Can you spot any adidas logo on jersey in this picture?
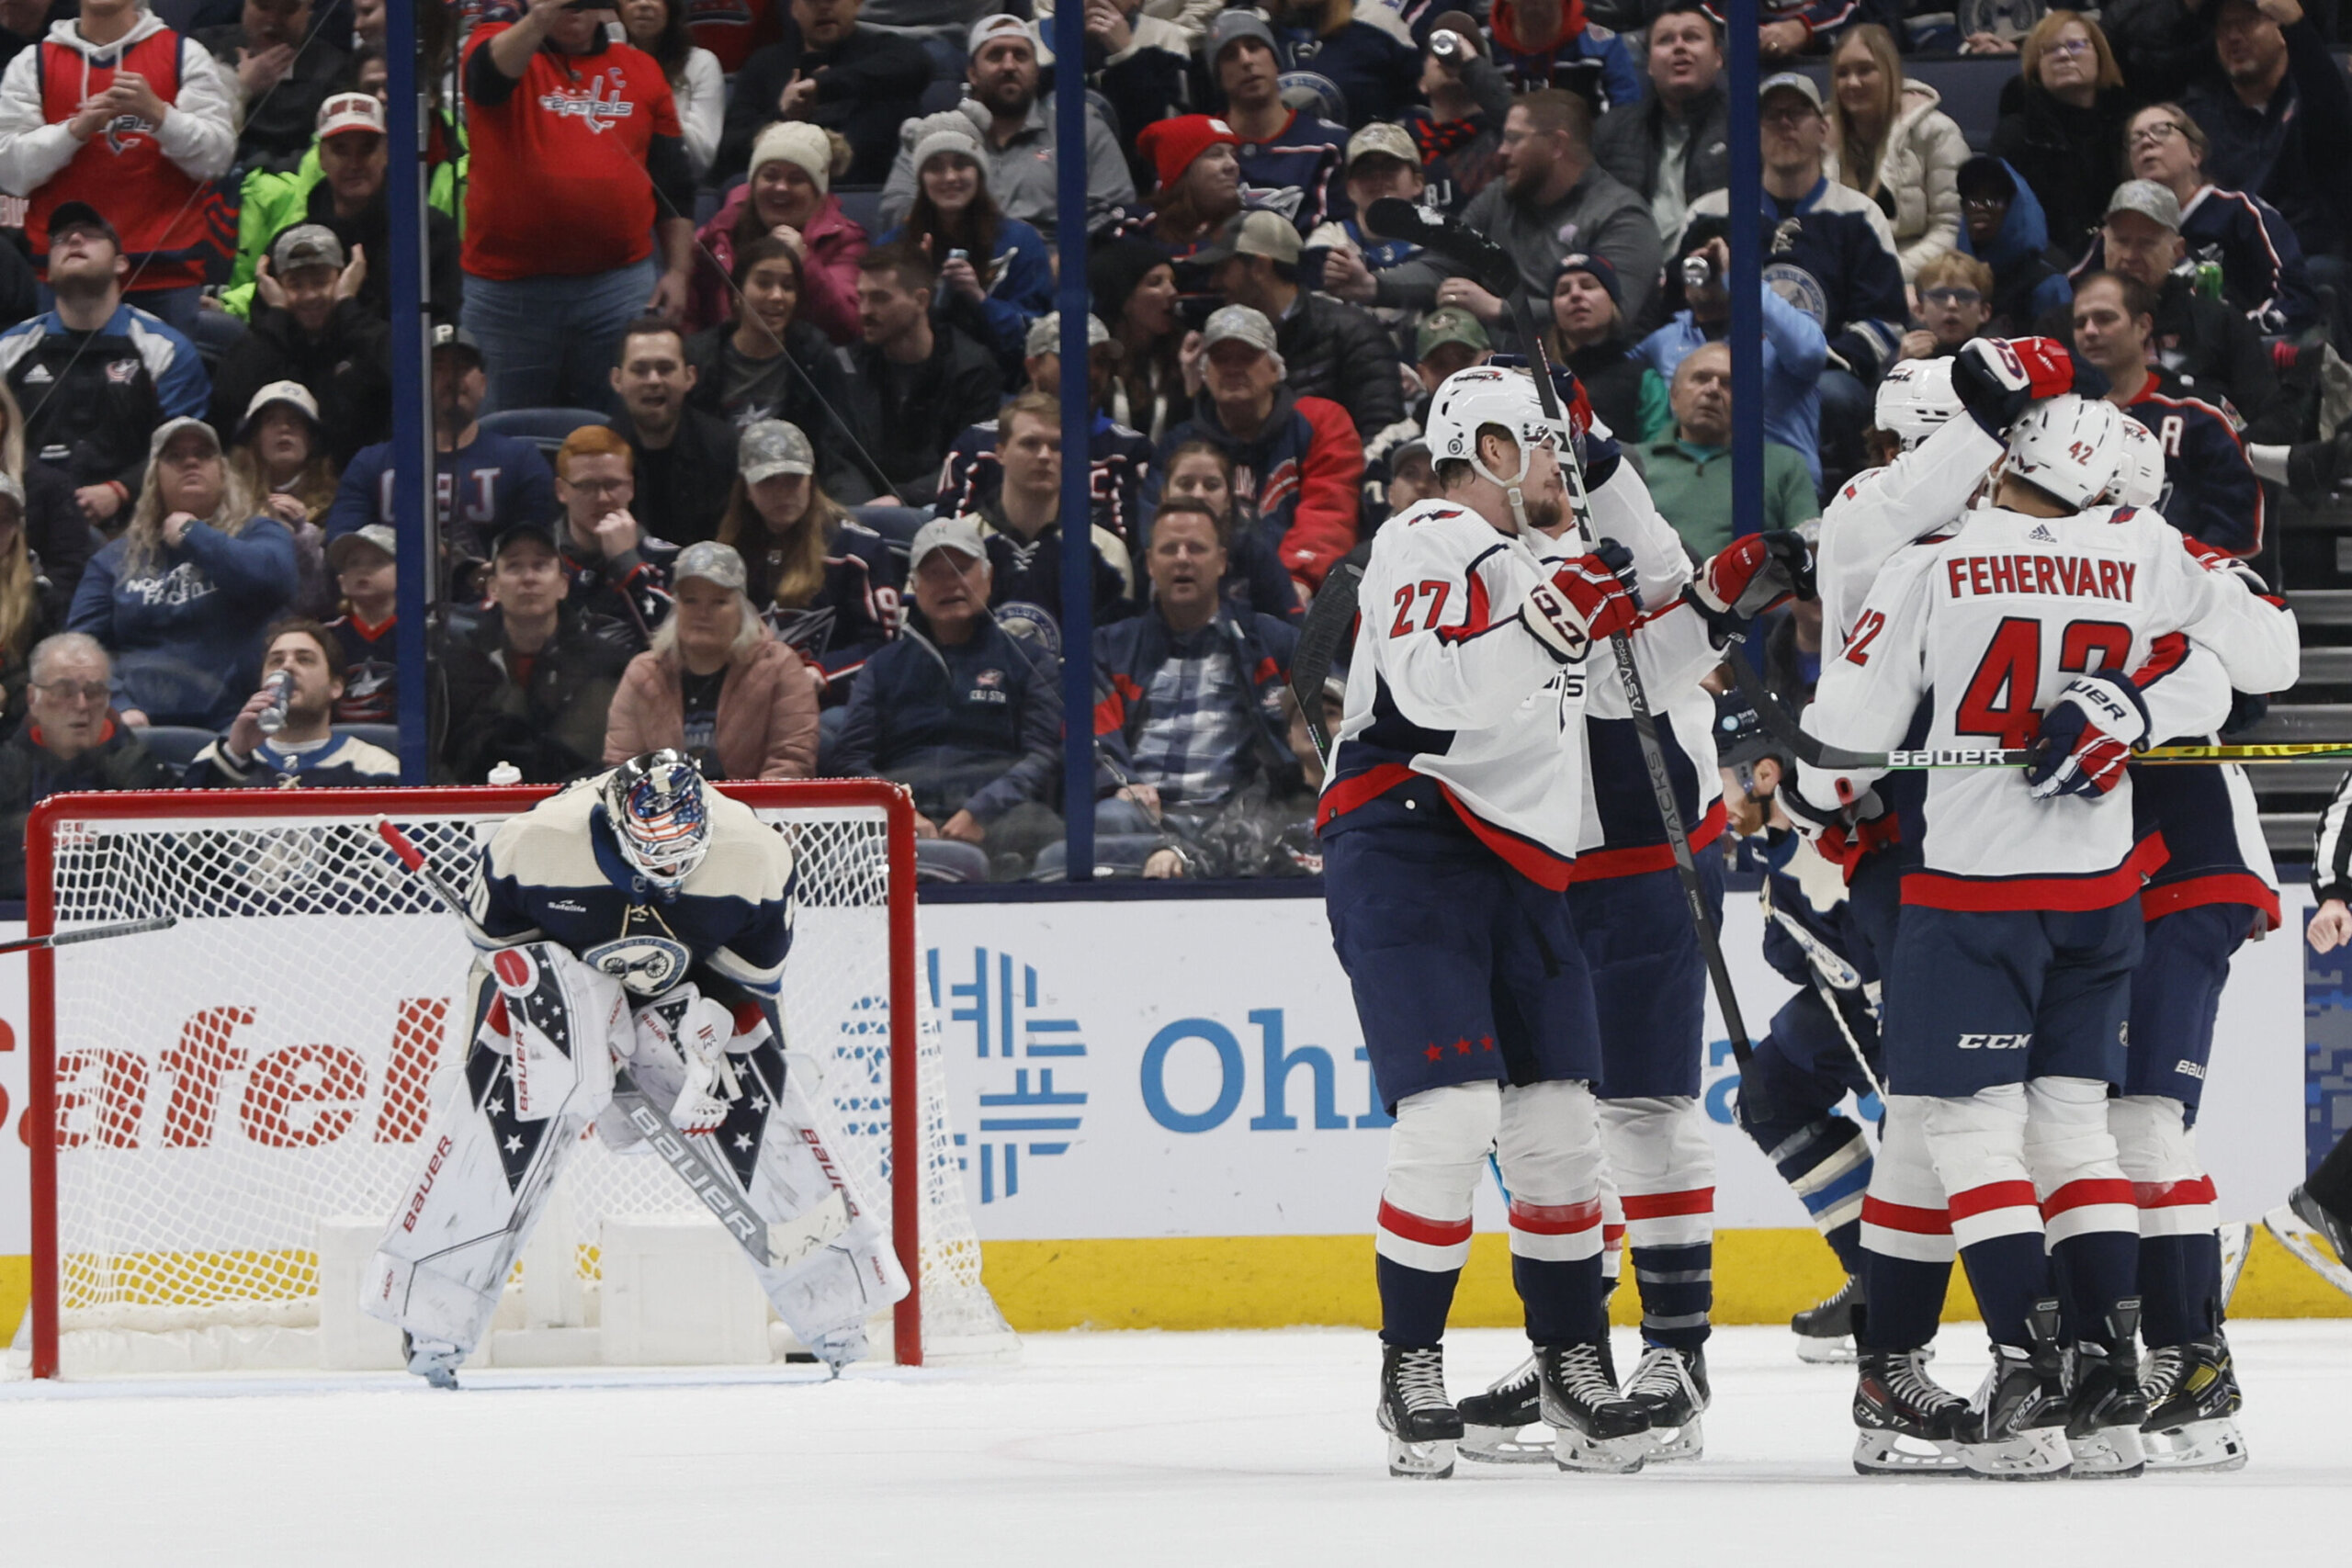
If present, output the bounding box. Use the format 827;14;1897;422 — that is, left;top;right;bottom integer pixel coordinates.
20;364;50;385
1956;1032;2031;1050
2029;524;2056;543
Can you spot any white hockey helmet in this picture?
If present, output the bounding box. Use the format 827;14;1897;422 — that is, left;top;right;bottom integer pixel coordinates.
1872;357;1962;450
603;750;711;889
2002;394;2125;511
2105;416;2165;509
1424;365;1555;490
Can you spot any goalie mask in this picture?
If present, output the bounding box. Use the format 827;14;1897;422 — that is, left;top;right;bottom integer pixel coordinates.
603;750;711;889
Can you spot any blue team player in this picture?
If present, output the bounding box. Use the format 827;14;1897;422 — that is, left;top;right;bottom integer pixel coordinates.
367;752;907;1387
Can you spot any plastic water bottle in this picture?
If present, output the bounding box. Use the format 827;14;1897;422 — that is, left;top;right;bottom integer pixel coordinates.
487;761;523;786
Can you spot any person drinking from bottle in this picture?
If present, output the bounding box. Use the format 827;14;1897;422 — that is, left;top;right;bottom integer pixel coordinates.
186;616;399;787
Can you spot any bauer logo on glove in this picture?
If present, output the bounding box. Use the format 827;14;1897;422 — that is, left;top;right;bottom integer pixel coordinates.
2023;672;2151;799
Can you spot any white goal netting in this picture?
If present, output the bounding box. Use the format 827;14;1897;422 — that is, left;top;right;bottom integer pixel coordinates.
19;785;1012;1376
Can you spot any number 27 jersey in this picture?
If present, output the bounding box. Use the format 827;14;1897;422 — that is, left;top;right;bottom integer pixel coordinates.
1799;503;2300;910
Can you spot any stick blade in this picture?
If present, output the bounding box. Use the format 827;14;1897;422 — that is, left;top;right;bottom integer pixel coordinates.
1363;197;1519;298
1292;562;1363;761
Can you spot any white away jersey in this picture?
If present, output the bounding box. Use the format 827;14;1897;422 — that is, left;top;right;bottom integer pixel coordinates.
1322;498;1593;877
1816;412;2005;657
1798;502;2299;908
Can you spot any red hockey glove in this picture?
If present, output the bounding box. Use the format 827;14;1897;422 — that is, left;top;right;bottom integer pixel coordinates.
2024;673;2150;800
1951;336;2075;429
1521;540;1642;661
1690;531;1815;633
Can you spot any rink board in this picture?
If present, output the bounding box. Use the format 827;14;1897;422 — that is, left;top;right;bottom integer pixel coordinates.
3;891;2340;1339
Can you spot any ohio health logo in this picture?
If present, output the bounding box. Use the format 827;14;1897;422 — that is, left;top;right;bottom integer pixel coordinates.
929;946;1086;1203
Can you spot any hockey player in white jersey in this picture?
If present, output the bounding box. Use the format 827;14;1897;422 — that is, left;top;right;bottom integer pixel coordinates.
1792;396;2299;1479
366;752;909;1386
1319;366;1804;1478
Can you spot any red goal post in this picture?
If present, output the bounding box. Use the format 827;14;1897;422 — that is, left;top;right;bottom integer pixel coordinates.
19;780;987;1380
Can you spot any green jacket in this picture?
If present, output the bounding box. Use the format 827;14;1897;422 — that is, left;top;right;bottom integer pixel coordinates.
1630;438;1820;558
221;142;464;321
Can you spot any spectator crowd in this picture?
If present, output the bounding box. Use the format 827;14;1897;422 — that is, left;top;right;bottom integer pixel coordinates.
0;0;2341;888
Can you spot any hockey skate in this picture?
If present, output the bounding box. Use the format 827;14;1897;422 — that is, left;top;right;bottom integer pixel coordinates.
1456;1355;1551;1463
1378;1344;1464;1479
2140;1335;2248;1473
1792;1274;1862;1364
1622;1345;1709;1461
2265;1185;2352;1300
2064;1303;2148;1480
1851;1348;1969;1475
1535;1341;1651;1473
1954;1302;2071;1481
401;1331;463;1391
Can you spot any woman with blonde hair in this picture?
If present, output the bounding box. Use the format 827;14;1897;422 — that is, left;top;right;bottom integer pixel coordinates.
1991;10;2136;252
0;379;92;604
0;474;61;730
604;540;818;781
1826;23;1969;282
64;419;300;729
713;420;899;705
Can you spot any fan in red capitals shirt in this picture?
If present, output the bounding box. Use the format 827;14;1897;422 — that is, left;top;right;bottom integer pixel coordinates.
462;0;695;310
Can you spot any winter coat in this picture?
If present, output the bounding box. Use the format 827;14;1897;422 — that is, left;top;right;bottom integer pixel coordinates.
1272;289;1407;442
435;604;634;784
874;217;1054;386
1592;83;1729;242
65;515;300;728
715;21;930;186
0;716;178;897
0;303;208;499
877;93;1135;243
831;613;1063;827
1990;83;2135;259
2187;16;2352;263
1461;161;1663;328
839;323;1003;509
208;299;392;468
1147;388;1363;589
688;186;868;346
605;626;819;781
1091;605;1301;801
1826;81;1969;282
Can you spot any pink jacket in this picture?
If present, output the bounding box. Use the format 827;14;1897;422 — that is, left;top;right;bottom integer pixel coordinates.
688;186;867;345
604;627;819;781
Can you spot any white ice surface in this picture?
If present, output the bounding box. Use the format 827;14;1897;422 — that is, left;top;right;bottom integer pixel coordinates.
2;1322;2346;1566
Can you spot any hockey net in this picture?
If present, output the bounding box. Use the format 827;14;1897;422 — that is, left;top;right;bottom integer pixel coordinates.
15;782;1014;1379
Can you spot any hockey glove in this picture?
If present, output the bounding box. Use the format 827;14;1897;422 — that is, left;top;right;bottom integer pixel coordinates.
1689;530;1815;637
1950;336;2075;431
636;991;743;1134
1520;540;1642;662
2024;673;2150;800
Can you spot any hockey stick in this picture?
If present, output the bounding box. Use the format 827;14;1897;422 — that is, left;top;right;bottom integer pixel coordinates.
372;818;777;1269
0;914;176;957
1367;198;1757;1066
1758;886;1887;1104
1291;560;1363;763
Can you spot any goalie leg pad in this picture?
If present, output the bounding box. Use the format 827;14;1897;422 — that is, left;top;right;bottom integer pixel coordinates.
365;943;628;1353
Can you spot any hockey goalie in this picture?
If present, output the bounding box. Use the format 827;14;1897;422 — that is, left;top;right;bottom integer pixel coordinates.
365;750;909;1386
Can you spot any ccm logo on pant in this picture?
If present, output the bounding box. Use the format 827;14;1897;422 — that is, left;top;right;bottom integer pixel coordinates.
1956;1033;2032;1050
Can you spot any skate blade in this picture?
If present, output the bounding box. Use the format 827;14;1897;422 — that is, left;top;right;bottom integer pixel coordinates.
1554;1429;1649;1474
1958;1428;2070;1481
2143;1416;2248;1473
1638;1414;1703;1463
2263;1204;2352;1299
2218;1221;2254;1309
2065;1425;2146;1479
1851;1428;1966;1476
1794;1334;1859;1365
1458;1423;1557;1464
1387;1437;1456;1479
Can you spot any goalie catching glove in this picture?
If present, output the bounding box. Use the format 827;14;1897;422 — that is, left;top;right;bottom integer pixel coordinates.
1950;335;2075;430
1688;530;1814;637
2024;672;2149;799
1521;539;1642;661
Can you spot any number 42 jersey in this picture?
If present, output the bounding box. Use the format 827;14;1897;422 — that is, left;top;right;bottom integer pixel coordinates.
1798;503;2299;911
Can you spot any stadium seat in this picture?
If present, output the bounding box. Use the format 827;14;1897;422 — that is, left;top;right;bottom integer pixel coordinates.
335;725;401;754
854;504;930;560
479;408;612;457
834;186;887;238
189;307;247;372
134;726;215;770
1795;57;2014;152
918;78;964;116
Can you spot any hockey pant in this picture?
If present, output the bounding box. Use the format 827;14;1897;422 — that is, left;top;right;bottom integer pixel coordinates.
1374;1080;1607;1348
365;942;908;1357
1854;1095;1955;1352
1601;1098;1713;1350
2111;1095;2223;1347
1921;1078;2137;1348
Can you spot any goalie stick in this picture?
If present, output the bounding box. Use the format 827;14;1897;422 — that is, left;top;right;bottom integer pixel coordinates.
0;914;175;957
372;818;778;1269
1365;198;1756;1064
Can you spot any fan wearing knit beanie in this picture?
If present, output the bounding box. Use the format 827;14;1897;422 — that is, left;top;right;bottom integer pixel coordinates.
874;112;1055;388
1102;115;1246;257
688;120;868;345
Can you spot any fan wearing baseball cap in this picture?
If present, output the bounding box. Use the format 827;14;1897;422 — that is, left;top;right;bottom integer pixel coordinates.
1201;207;1404;441
1311;122;1433;314
209;221;392;468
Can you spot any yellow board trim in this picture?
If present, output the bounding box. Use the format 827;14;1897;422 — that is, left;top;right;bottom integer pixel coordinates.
4;1229;2345;1348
